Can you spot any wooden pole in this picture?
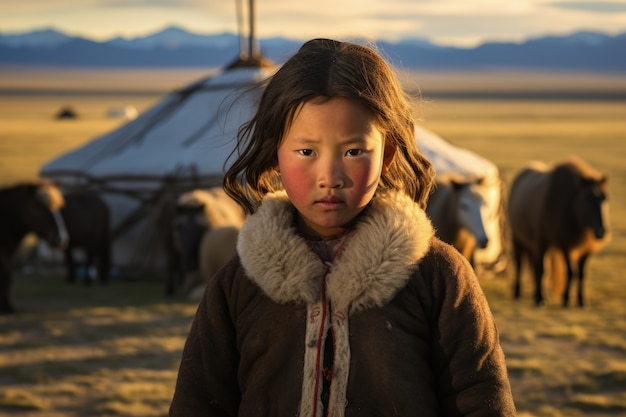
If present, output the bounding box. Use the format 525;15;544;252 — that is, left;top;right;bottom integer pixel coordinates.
248;0;258;59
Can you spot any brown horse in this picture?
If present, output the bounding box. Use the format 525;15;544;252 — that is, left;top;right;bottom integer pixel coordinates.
426;175;489;266
0;180;68;313
60;191;111;285
508;157;610;307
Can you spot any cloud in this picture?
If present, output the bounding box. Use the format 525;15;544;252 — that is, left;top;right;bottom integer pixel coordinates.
1;0;626;47
95;0;234;13
96;0;204;7
548;1;626;13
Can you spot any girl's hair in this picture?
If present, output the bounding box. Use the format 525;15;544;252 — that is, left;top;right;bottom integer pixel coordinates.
223;38;435;214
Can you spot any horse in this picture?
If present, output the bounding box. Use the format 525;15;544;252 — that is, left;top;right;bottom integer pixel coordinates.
426;175;489;266
167;187;245;296
60;191;111;285
0;180;69;313
508;157;610;307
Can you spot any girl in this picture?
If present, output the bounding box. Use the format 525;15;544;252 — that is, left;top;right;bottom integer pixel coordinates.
170;38;516;417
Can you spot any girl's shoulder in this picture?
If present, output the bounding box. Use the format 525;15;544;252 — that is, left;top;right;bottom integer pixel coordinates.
206;255;257;298
423;237;471;268
413;237;478;288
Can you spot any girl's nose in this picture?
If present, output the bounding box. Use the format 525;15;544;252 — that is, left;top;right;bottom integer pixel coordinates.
318;158;344;188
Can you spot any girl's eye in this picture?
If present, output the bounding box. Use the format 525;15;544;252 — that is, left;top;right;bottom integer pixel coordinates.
346;149;364;157
298;149;314;156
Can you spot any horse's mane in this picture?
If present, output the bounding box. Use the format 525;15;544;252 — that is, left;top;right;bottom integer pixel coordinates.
1;178;49;190
560;155;604;181
435;173;483;187
0;178;65;211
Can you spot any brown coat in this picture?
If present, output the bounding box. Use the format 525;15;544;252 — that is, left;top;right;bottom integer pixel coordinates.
170;191;516;417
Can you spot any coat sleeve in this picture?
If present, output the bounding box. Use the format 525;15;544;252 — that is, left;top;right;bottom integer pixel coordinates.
424;240;517;416
169;258;242;417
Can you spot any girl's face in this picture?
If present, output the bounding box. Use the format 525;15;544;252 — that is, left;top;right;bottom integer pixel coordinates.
277;97;394;237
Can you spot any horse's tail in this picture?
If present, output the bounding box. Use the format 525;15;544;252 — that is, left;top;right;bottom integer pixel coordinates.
546;248;566;300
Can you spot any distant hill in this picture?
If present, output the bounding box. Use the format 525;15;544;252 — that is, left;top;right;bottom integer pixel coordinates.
1;26;625;71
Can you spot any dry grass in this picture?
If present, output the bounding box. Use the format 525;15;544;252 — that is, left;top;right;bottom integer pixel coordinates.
0;67;625;416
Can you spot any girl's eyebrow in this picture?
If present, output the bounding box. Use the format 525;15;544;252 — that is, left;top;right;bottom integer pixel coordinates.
290;136;373;146
291;137;319;145
337;137;378;148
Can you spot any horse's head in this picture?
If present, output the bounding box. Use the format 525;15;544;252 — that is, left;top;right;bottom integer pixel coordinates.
453;179;489;249
173;203;208;272
577;176;610;240
22;181;69;249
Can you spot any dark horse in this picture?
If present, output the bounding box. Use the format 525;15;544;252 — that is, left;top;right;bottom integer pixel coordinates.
0;180;69;313
508;157;610;307
60;191;111;284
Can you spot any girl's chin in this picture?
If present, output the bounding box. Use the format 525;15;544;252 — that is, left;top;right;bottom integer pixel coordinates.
295;215;356;237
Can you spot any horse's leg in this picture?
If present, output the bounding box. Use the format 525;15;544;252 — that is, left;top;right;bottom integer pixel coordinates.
576;253;590;308
531;250;546;306
65;248;77;284
77;247;94;287
166;222;185;296
166;257;177;296
165;248;184;296
98;238;111;285
0;258;16;314
166;261;175;296
561;252;575;307
512;239;523;300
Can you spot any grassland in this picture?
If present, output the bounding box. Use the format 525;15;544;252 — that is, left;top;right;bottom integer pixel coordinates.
1;66;625;416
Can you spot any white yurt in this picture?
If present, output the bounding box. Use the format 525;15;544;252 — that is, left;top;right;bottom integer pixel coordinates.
42;65;273;270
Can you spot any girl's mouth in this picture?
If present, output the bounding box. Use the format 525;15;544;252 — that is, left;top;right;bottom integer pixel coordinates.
315;196;344;210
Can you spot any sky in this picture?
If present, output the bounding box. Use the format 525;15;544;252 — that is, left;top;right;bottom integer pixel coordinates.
1;0;626;47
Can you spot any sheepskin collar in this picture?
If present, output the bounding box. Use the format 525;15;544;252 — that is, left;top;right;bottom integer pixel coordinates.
237;190;434;313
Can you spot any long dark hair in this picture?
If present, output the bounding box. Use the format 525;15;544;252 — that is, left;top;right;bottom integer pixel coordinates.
224;38;435;214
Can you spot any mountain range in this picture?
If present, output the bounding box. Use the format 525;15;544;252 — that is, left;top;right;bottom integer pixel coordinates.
1;26;625;71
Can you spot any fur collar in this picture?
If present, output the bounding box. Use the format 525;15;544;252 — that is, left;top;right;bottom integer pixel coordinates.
237;190;434;313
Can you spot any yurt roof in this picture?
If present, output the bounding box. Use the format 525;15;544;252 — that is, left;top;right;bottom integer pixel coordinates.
414;124;499;184
41;65;276;194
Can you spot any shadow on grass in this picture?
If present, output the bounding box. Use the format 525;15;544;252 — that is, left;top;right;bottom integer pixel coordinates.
0;272;196;416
